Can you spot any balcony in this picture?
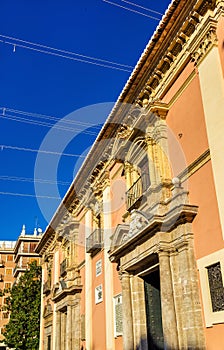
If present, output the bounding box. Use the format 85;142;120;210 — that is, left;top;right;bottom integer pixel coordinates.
43;280;51;295
60;259;67;277
126;173;149;211
13;264;27;277
86;229;102;255
0;260;4;267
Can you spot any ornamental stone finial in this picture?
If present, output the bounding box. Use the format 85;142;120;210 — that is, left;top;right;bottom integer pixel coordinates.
172;177;181;188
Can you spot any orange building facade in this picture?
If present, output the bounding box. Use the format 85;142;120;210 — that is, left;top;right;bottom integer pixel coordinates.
37;0;224;349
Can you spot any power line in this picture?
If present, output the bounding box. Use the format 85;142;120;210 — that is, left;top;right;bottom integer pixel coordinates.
0;34;133;72
121;0;163;16
0;175;71;186
102;0;161;21
0;34;133;69
3;107;102;130
0;191;61;199
0;145;86;158
0;112;99;135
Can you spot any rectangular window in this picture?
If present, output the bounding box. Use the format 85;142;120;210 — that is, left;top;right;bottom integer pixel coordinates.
198;249;224;327
7;255;13;262
5;268;12;275
113;294;123;337
96;259;102;277
30;243;37;253
3;312;9;319
4;283;11;290
207;262;224;312
95;285;103;304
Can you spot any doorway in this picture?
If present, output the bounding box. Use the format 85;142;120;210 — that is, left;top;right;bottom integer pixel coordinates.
143;268;164;350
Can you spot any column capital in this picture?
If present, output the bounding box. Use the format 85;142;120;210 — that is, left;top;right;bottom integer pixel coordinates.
149;100;169;120
118;269;130;281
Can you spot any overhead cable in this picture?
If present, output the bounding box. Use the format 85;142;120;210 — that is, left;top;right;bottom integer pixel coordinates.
102;0;161;20
0;175;71;186
121;0;163;16
0;112;99;135
0;145;86;158
0;191;60;200
0;34;133;72
3;107;102;130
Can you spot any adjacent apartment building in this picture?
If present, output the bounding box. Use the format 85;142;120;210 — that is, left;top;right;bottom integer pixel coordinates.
36;0;224;349
0;241;16;349
0;227;42;350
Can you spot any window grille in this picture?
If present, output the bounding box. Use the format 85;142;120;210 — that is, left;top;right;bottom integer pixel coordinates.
113;294;123;337
207;262;224;312
95;285;103;304
96;259;102;277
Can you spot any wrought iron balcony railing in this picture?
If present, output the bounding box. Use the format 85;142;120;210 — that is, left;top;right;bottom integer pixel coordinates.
60;259;67;277
86;229;102;255
126;173;149;211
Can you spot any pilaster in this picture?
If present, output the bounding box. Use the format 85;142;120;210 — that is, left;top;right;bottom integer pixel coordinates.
194;19;224;239
158;250;179;350
120;271;134;350
103;181;115;350
66;305;72;350
55;311;61;350
85;209;92;349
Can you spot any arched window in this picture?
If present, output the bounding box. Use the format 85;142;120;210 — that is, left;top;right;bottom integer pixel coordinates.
125;139;150;211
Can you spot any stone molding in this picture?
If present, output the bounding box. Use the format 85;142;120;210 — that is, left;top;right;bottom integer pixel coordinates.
52;284;82;303
191;18;218;65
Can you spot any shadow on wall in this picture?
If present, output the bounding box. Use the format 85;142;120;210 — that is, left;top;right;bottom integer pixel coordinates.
136;336;206;350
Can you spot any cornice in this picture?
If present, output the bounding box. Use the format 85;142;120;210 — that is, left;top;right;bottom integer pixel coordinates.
52;284;82;303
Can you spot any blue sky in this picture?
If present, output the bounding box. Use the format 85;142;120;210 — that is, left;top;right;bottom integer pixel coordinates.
0;0;171;240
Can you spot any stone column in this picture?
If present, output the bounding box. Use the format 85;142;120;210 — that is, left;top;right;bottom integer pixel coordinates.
187;238;206;347
131;275;148;349
154;117;171;183
71;305;76;348
61;312;66;350
66;305;72;350
55;311;61;350
124;162;132;189
121;271;134;350
158;250;179;350
73;300;81;350
54;249;59;284
145;134;157;186
172;239;206;349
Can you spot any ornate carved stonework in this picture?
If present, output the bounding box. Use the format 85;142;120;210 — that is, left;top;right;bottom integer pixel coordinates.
192;21;218;65
122;210;149;242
